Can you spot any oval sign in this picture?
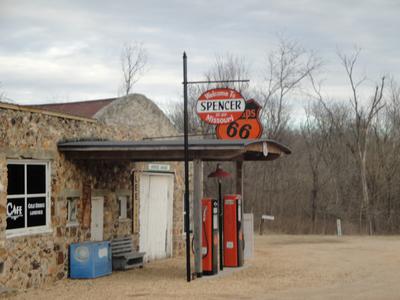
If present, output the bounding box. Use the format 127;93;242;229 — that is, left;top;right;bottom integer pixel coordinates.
196;88;246;125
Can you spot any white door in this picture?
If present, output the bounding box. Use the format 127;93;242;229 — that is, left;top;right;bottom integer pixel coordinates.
139;173;174;261
91;196;104;241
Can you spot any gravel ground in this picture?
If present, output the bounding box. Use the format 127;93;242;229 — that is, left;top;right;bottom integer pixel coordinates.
7;234;400;300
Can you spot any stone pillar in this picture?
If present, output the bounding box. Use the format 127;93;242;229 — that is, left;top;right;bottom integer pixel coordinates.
193;159;203;277
236;161;243;194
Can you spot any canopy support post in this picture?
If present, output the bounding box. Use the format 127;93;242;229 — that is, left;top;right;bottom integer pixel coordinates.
193;159;203;277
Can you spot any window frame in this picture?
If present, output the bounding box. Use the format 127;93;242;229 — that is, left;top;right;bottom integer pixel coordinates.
118;196;128;220
6;160;52;238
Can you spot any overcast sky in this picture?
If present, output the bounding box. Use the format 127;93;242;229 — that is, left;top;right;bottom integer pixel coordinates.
1;0;399;112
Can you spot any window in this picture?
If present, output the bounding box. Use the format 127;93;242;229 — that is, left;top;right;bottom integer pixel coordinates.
118;196;128;220
6;160;50;236
67;197;78;225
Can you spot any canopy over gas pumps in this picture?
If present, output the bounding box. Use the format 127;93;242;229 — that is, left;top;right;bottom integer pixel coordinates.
58;137;291;280
57;138;291;161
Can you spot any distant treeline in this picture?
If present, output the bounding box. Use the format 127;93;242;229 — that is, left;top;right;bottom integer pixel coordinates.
167;39;400;234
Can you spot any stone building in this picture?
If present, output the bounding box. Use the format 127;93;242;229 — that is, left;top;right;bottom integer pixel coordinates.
0;94;184;289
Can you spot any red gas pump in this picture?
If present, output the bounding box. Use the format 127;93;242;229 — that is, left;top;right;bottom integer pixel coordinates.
202;198;219;275
223;194;244;267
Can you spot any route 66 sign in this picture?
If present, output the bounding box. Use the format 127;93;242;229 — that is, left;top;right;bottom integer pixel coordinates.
216;99;263;140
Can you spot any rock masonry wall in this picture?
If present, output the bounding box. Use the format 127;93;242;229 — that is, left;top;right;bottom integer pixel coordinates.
0;99;184;290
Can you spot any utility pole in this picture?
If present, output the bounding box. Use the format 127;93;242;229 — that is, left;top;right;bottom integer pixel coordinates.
183;52;191;282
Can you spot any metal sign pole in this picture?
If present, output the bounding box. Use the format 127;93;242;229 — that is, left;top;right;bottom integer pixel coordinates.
183;52;191;282
218;178;224;271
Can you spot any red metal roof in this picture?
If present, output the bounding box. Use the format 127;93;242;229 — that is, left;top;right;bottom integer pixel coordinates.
30;98;117;118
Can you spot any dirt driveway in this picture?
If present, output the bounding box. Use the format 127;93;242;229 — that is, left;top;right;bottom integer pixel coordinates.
9;235;400;300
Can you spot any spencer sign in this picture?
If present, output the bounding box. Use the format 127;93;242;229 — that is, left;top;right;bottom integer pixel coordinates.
196;88;246;125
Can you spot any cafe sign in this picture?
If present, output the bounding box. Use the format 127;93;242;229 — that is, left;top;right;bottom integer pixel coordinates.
196;88;246;125
7;197;46;229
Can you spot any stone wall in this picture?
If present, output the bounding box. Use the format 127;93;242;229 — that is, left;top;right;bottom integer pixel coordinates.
0;103;184;290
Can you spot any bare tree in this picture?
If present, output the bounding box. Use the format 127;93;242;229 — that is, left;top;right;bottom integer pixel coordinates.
309;73;353;216
167;84;215;136
310;97;354;232
369;78;400;232
260;37;321;139
301;105;327;232
120;42;148;96
205;53;251;97
245;38;322;233
338;49;385;234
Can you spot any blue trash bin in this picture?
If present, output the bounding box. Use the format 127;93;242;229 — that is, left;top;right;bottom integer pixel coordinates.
70;241;112;279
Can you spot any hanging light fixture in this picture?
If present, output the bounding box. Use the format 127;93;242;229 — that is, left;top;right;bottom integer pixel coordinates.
208;164;231;179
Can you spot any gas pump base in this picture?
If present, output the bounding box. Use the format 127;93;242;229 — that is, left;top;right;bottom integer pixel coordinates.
202;270;217;276
223;194;244;268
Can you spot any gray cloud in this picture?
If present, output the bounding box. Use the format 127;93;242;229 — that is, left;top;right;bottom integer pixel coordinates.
0;0;399;107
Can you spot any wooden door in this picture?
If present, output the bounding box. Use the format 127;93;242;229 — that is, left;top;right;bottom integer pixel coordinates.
90;196;104;241
139;173;174;261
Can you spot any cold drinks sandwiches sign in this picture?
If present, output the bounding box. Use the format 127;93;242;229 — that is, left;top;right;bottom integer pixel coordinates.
196;88;246;125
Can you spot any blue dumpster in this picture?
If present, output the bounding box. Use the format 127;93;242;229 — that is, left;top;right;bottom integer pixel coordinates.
70;241;112;279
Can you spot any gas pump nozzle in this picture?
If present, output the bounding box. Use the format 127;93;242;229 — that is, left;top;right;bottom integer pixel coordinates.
202;206;207;222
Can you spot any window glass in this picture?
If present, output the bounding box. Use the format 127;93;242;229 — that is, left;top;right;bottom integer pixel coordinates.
7;164;24;195
6;161;49;234
27;197;46;227
27;165;46;194
67;198;78;223
6;198;25;229
119;196;127;219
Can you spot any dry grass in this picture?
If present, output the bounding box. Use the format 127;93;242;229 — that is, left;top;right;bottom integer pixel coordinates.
9;234;400;300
